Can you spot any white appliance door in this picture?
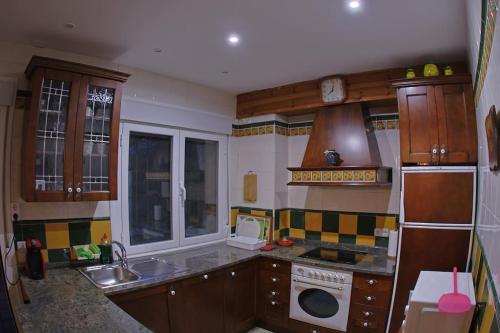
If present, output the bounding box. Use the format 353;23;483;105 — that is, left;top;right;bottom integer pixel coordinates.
290;275;351;332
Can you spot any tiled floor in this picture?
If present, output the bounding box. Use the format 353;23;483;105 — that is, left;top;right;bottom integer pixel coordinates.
247;328;273;333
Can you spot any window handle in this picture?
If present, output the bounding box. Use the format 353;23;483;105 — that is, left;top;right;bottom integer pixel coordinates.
179;183;186;207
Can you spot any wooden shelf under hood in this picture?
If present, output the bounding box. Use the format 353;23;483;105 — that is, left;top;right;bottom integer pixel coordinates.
287;104;392;187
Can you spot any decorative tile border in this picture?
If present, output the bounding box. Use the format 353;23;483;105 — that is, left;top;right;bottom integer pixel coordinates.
471;233;500;333
474;0;499;104
291;169;378;183
230;207;398;247
14;218;112;263
232;114;399;137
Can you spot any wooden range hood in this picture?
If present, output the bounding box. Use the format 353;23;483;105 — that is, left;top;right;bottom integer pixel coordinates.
287;103;392;187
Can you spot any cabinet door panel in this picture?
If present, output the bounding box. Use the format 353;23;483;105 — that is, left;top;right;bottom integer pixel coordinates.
435;84;477;164
388;228;470;333
224;262;257;333
108;285;170;333
22;68;81;201
168;270;225;333
398;86;439;164
74;76;122;201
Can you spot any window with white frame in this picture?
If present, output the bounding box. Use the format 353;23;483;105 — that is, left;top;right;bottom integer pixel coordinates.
118;123;228;254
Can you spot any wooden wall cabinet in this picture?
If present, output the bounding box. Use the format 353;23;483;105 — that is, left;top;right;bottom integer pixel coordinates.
22;56;129;201
393;76;477;165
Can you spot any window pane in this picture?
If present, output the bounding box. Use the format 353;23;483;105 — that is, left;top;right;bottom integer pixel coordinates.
128;132;172;245
184;138;218;238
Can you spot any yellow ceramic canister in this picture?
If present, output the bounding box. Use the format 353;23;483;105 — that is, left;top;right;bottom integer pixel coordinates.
406;68;416;79
423;63;440;77
444;66;454;76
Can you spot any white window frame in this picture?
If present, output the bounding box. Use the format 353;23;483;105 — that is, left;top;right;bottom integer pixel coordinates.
116;123;228;255
179;130;228;246
120;123;180;255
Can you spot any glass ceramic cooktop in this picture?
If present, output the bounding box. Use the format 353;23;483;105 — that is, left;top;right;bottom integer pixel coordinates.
299;247;368;265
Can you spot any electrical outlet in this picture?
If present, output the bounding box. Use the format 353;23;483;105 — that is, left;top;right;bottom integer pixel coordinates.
374;228;390;237
17;241;26;249
10;202;21;221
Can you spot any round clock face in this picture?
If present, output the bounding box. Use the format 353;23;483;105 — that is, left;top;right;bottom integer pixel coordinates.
321;77;345;104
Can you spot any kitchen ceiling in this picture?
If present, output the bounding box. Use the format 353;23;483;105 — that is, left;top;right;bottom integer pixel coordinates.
0;0;467;94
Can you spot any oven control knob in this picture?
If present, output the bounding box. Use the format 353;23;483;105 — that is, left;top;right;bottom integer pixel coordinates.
308;271;313;277
340;275;345;281
297;268;304;275
326;274;332;281
314;271;320;278
320;273;325;280
334;274;339;280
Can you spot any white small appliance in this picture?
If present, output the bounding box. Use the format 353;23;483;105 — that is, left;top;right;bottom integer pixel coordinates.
226;214;266;250
290;263;353;332
402;271;476;333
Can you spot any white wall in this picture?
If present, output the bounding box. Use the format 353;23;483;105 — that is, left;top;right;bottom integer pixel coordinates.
1;41;236;221
467;0;500;291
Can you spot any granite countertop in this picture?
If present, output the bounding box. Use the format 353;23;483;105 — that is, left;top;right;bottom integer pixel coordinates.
16;240;395;332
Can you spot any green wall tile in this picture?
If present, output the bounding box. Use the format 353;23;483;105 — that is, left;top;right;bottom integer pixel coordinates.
305;231;321;241
375;237;389;248
68;222;91;246
21;224;46;248
279;229;289;238
322;212;339;233
339;234;356;244
47;248;70;262
290;210;305;229
357;215;376;235
274;211;280;230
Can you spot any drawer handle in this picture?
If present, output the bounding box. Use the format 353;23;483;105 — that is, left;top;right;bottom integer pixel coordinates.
272;263;280;268
203;274;208;280
271;300;278;306
365;296;376;302
272;277;279;283
366;279;377;285
363;311;373;317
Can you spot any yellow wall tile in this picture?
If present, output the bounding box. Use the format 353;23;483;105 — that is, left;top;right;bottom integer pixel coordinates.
479;294;495;333
251;210;266;217
305;212;322;232
376;216;397;230
321;232;339;243
339;214;357;235
356;235;375;246
45;223;70;249
91;220;112;244
477;264;487;301
289;228;305;239
273;230;280;241
280;210;290;229
41;249;48;263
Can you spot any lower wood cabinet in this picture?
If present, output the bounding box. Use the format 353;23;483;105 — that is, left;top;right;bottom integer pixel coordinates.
108;285;170;333
224;261;257;333
168;269;226;333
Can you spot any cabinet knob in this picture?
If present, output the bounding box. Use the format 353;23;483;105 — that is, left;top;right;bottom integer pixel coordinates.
271;300;278;306
364;311;372;317
170;290;175;296
367;279;376;285
312;330;320;333
76;187;82;193
363;322;369;328
67;187;73;193
231;271;235;277
365;296;375;302
440;145;446;155
271;291;278;296
203;274;208;280
272;263;279;268
271;277;279;283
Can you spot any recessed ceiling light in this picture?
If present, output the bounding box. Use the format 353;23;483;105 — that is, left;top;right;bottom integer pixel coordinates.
64;22;76;29
227;34;240;46
153;48;163;53
222;71;230;74
348;1;360;9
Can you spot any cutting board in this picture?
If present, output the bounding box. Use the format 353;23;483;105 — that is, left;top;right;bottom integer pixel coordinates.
243;173;257;202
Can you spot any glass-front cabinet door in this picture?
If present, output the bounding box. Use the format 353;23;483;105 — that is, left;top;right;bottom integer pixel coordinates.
22;68;81;201
74;77;122;201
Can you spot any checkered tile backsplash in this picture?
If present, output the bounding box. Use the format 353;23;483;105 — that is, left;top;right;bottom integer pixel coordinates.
231;207;398;247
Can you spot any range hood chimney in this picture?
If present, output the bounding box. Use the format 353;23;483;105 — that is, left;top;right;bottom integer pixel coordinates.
288;103;392;186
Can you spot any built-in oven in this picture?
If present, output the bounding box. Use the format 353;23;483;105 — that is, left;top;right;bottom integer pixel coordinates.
290;263;353;332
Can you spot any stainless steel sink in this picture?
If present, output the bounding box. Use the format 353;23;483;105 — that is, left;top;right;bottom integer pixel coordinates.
79;265;140;288
130;258;187;278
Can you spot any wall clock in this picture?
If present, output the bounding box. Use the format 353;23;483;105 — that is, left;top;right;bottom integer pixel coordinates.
485;105;500;171
320;76;346;104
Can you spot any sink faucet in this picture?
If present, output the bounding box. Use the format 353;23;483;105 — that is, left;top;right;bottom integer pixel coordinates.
112;241;128;268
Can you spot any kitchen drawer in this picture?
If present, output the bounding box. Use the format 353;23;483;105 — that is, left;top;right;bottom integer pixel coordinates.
259;257;291;274
258;270;290;303
257;293;289;329
349;303;388;329
353;273;393;292
288;318;339;333
351;288;391;308
349;317;385;333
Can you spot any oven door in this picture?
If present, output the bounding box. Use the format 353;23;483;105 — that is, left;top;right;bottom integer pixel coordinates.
290;275;352;332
